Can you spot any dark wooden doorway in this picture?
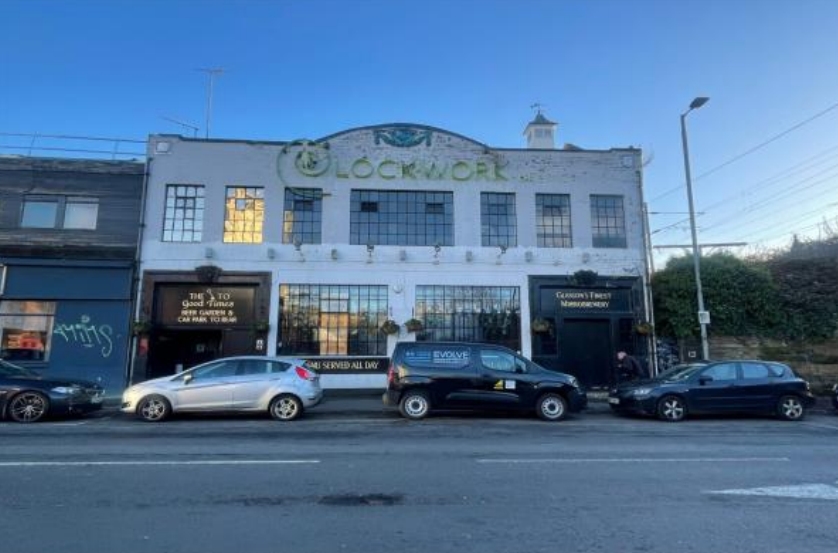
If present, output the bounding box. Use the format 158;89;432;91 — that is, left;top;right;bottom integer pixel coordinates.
559;318;613;388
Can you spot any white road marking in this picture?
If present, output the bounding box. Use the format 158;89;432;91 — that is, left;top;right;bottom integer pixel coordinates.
477;457;790;464
0;459;320;467
800;421;838;431
707;483;838;500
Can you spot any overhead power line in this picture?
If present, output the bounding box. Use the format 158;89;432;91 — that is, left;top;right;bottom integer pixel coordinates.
648;99;838;203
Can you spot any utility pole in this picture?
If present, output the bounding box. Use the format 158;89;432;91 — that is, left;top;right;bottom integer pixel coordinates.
680;97;710;360
196;68;225;139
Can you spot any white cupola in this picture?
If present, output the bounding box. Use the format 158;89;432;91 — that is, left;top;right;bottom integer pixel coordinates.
523;109;557;149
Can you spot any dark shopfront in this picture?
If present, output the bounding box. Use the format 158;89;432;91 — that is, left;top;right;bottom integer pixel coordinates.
529;275;648;388
135;270;271;381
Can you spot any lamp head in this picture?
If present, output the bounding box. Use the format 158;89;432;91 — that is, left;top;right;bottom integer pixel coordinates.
689;97;709;110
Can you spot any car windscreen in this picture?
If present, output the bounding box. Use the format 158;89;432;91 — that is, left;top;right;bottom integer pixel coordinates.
0;360;38;378
402;346;471;369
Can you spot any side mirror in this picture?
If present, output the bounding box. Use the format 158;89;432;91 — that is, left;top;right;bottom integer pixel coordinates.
182;373;194;385
699;375;713;385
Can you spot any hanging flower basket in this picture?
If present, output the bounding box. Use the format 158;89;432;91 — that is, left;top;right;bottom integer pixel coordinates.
531;318;552;334
380;319;401;335
635;322;653;335
132;320;153;336
404;318;424;333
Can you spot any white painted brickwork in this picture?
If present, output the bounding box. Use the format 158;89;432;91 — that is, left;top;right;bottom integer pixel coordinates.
141;125;647;387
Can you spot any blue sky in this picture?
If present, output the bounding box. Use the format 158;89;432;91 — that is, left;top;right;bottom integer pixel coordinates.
2;0;837;260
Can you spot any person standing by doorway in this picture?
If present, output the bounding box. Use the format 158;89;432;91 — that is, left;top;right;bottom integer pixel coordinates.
616;351;647;383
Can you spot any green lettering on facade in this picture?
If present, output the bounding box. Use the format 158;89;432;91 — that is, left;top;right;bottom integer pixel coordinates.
377;159;398;180
475;161;490;180
351;158;374;179
451;161;474;181
493;161;508;181
401;162;417;179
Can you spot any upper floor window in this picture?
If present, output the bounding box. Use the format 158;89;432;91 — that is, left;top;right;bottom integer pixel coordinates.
224;186;264;244
163;185;204;242
481;192;517;247
350;190;453;246
283;188;322;245
590;194;627;248
21;196;99;230
536;193;572;248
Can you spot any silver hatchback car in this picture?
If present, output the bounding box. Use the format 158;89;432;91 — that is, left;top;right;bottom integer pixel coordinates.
121;356;323;422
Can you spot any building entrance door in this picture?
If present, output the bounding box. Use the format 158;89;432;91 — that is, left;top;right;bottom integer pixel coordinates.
148;329;223;379
559;319;613;388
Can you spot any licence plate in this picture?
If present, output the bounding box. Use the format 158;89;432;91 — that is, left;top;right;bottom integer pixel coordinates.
608;397;620;405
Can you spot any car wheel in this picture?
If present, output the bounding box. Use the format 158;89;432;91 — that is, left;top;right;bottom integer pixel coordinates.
536;392;568;421
398;390;431;420
777;395;806;421
8;392;50;423
270;394;303;421
136;394;171;422
657;395;687;422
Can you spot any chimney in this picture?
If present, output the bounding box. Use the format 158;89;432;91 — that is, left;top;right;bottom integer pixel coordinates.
523;109;557;149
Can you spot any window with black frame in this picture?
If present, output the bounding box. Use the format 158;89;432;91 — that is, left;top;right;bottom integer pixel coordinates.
283;188;322;244
536;193;572;247
350;190;453;246
163;185;205;242
590;194;627;248
481;192;517;247
415;286;521;351
278;284;388;356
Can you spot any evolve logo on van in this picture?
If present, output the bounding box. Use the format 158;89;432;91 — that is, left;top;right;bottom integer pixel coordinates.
405;348;470;366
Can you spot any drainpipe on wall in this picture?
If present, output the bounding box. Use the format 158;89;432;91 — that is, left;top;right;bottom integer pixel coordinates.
637;168;659;376
125;152;153;387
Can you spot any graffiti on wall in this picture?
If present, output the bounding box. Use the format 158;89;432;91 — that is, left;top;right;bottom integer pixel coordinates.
52;314;114;358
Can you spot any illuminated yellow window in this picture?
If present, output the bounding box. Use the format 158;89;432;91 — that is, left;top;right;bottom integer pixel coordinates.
223;186;265;243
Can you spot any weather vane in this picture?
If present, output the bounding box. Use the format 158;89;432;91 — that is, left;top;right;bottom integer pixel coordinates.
530;102;546;114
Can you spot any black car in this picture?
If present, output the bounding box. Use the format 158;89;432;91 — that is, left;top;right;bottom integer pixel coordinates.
0;360;104;423
609;360;816;422
383;342;587;421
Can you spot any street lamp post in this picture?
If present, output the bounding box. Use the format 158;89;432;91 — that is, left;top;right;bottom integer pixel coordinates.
680;96;710;360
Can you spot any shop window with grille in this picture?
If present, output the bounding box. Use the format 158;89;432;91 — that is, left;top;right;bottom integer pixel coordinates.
350;190;453;246
481;192;517;247
414;286;521;351
278;284;388;356
536;194;572;247
282;188;322;244
163;185;205;242
590;194;627;248
224;186;264;243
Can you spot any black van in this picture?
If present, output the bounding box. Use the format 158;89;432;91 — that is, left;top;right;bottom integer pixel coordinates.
384;342;587;421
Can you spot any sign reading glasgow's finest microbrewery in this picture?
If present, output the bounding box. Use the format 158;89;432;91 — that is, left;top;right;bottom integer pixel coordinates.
556;289;630;312
302;357;388;373
156;286;256;326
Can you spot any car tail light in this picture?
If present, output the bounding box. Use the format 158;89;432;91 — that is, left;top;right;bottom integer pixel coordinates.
295;366;317;381
387;362;396;385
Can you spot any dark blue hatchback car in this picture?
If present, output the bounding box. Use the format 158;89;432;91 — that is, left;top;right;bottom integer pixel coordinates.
609;360;816;422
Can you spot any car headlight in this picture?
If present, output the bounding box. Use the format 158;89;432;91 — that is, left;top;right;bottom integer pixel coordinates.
568;376;579;388
632;387;653;397
52;385;82;395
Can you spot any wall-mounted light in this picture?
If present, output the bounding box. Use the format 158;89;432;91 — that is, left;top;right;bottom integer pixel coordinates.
433;243;441;265
204;247;214;259
525;251;534;263
465;251;474;263
331;248;339;261
366;243;375;264
496;245;508;265
267;248;276;260
582;252;591;264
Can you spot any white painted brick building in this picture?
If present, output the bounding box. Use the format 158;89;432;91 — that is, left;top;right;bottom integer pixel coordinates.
133;116;650;389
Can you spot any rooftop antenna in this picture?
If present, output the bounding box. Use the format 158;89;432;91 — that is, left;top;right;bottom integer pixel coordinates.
161;116;200;138
196;67;225;138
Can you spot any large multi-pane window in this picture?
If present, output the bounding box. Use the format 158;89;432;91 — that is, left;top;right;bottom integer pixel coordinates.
415;286;521;351
278;285;388;356
163;185;205;242
536;194;572;247
21;196;99;230
224;186;264;243
590;194;627;248
0;301;56;361
350;190;453;246
283;188;322;245
481;192;517;247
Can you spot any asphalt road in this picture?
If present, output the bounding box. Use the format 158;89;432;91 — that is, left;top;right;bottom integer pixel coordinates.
1;404;837;553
